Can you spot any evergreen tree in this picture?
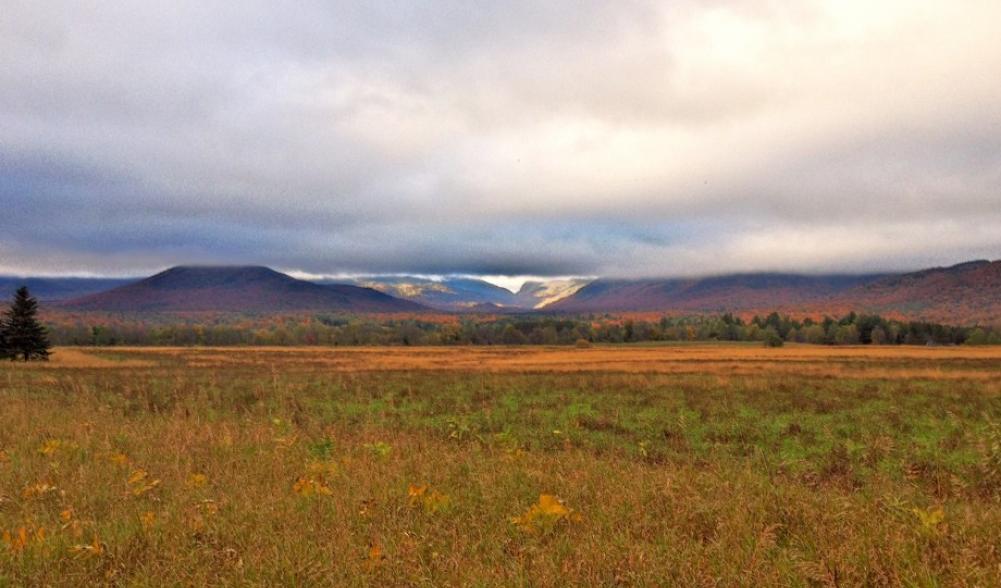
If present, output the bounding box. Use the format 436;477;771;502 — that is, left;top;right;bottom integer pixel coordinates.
0;316;9;360
2;287;51;361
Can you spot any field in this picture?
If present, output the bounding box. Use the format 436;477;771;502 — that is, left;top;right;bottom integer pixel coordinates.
2;345;1000;586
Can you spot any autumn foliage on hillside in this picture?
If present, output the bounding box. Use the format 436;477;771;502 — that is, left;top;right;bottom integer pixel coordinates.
548;260;1001;326
825;260;1001;325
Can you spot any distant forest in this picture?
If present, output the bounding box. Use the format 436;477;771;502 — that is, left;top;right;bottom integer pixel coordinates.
44;312;999;347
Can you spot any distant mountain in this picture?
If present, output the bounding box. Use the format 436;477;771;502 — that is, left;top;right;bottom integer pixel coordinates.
26;259;1001;323
831;260;1001;325
546;260;1001;325
461;302;524;314
326;276;589;310
513;279;590;309
326;276;519;310
60;266;425;312
548;273;880;313
0;277;136;301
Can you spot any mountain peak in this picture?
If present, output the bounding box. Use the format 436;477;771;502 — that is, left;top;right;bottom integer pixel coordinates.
62;266;424;312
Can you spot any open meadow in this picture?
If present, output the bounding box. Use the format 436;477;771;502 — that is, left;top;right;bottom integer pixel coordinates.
2;344;1000;586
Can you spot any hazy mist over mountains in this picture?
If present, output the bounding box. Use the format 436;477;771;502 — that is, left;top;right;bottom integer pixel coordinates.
4;259;997;324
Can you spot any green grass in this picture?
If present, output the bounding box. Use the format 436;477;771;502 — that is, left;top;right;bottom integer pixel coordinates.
1;349;1000;586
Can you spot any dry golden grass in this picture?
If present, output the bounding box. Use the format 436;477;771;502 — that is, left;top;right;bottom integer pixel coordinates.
1;345;1000;586
42;344;1001;380
23;348;156;369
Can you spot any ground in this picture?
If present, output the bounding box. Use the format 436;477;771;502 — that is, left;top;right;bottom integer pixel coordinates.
1;345;1000;586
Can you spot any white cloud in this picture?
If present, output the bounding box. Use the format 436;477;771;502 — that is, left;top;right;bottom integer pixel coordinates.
1;0;999;276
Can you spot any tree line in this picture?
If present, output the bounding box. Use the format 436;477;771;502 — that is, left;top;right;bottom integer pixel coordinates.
44;310;999;347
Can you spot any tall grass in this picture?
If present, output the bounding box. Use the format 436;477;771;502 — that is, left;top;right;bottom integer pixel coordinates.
1;347;999;586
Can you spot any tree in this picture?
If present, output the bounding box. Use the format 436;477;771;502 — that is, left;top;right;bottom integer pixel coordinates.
2;287;51;361
762;327;784;347
966;328;989;346
834;324;860;345
500;324;528;345
0;317;9;360
802;324;826;344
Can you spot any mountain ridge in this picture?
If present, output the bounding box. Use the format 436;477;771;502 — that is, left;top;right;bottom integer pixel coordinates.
547;260;1001;325
59;266;426;312
13;259;1000;324
326;276;588;310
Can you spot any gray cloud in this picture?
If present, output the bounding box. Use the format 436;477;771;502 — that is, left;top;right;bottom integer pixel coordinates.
1;0;999;278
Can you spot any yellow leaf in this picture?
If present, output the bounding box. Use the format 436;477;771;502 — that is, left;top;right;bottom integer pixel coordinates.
140;511;156;529
293;477;332;497
108;452;130;466
127;469;161;497
423;490;451;514
512;494;577;533
3;526;46;553
22;482;58;499
407;484;450;513
186;473;208;488
273;435;298;450
365;441;392;458
13;528;27;552
536;494;570;517
39;440;63;456
407;484;427;507
70;535;103;558
133;480;160;496
913;506;945;533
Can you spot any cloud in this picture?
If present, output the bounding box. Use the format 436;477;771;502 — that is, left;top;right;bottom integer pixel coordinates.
1;0;999;277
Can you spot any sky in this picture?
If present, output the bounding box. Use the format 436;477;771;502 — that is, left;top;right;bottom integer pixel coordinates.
1;1;999;279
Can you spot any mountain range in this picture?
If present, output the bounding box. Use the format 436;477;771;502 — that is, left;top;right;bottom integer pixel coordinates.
328;276;588;310
825;260;1001;325
53;266;424;313
549;273;883;313
2;259;998;324
549;260;1000;325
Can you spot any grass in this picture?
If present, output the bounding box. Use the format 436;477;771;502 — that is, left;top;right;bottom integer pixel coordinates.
1;345;1000;586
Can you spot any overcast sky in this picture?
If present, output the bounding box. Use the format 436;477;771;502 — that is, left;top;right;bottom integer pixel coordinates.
1;1;999;279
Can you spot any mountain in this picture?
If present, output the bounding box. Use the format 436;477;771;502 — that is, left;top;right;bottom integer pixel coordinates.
512;279;590;309
28;260;1001;322
325;276;520;310
830;260;1001;325
546;260;1001;325
325;276;589;310
0;277;136;301
547;273;880;313
60;266;426;312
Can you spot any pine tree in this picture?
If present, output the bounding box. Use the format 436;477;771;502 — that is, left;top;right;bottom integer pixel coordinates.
2;287;51;361
0;315;9;360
